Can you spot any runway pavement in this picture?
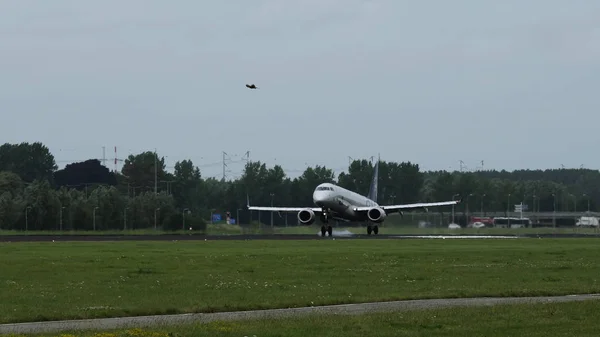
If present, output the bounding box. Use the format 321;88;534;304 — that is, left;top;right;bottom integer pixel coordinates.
2;232;600;242
1;294;599;334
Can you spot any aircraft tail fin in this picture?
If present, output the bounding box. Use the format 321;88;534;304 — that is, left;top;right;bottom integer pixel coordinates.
367;159;379;203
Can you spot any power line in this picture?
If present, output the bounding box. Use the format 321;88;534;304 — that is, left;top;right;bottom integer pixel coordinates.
55;149;354;178
222;150;250;182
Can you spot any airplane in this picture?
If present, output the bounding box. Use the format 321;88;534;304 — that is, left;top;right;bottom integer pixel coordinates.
247;160;462;237
246;84;258;89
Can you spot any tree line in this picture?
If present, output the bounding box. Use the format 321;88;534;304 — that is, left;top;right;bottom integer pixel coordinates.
0;141;598;231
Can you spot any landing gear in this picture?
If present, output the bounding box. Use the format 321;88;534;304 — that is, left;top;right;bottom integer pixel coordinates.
320;225;333;237
320;210;329;224
367;225;379;235
319;210;333;237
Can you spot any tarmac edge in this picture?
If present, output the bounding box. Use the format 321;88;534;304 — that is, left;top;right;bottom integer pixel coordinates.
2;294;599;334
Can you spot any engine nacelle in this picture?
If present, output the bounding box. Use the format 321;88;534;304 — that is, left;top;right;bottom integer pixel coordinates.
297;209;316;225
367;207;387;223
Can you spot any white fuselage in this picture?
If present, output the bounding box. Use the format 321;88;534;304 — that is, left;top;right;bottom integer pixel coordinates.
312;182;378;221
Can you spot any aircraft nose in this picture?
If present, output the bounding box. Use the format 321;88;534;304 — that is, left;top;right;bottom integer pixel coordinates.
313;191;327;206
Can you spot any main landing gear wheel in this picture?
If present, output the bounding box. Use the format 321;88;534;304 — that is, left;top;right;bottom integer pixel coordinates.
320;225;333;237
367;225;379;235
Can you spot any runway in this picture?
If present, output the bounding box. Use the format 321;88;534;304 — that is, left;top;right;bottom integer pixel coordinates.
2;232;600;242
1;294;599;334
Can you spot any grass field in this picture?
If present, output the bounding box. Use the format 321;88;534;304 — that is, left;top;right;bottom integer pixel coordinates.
272;225;600;235
1;223;599;236
19;300;600;337
0;224;247;236
2;238;600;324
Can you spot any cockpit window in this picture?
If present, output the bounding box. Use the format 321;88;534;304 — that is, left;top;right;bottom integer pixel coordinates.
317;186;334;191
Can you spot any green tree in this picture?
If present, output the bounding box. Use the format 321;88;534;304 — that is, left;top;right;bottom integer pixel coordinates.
431;171;456;202
22;180;60;230
337;159;373;195
127;191;177;230
64;189;88;230
121;151;167;193
87;186;127;230
390;161;423;204
0;172;26;229
4;140;600;231
0;142;57;183
173;159;202;212
241;161;270;206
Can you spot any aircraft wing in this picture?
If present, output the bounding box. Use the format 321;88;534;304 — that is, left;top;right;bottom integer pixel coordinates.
247;206;322;213
353;199;461;212
246;194;321;213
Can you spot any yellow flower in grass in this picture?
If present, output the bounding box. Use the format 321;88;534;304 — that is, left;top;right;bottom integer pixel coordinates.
123;328;171;337
122;329;170;337
149;333;170;337
123;328;145;336
91;333;118;337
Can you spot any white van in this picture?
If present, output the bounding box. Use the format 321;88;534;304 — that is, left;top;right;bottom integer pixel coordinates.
576;217;599;227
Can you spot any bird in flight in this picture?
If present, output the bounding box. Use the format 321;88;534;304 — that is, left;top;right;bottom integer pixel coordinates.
246;84;258;89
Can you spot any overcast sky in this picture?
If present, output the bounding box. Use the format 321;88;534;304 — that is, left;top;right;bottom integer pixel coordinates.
1;1;599;179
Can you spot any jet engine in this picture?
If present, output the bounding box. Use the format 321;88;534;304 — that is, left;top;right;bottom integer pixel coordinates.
367;207;387;223
297;209;316;225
